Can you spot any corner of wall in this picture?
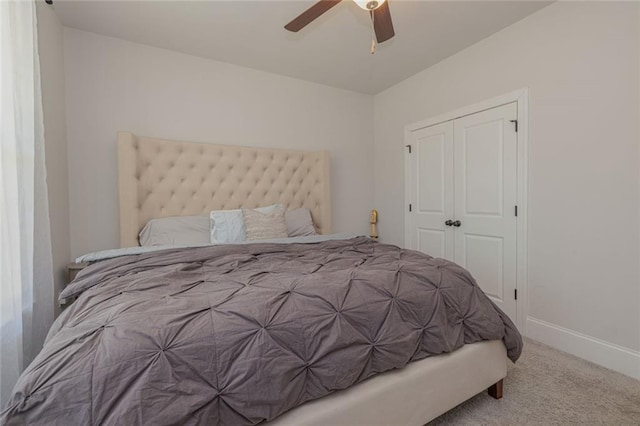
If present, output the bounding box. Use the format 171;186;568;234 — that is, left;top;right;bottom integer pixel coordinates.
36;3;70;318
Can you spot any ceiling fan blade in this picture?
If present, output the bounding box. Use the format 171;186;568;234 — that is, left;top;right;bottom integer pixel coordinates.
373;1;395;43
285;0;343;32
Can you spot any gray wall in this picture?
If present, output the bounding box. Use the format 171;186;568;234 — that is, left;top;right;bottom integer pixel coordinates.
374;2;639;374
63;29;374;258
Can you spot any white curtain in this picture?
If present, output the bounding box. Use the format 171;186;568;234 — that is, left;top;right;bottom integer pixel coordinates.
0;0;54;407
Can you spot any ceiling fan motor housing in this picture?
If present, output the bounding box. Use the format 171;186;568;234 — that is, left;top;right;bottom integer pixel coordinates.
354;0;386;11
365;1;379;10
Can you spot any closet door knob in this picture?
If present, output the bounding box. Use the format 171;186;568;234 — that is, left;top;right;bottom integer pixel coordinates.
445;220;454;226
452;220;462;227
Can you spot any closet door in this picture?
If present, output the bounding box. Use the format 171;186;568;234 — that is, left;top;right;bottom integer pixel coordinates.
453;102;518;320
405;121;454;259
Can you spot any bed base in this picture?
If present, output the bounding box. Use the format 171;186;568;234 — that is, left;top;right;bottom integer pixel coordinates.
268;340;508;426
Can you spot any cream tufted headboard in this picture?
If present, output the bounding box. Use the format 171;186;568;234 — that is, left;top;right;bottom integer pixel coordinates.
117;132;331;247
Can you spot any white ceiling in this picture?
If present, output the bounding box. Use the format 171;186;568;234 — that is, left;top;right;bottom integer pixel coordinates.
52;0;551;94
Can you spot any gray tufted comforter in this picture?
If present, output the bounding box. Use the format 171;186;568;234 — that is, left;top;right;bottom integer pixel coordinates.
1;237;522;425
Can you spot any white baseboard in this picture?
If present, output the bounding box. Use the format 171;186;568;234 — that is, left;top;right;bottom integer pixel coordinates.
526;317;640;379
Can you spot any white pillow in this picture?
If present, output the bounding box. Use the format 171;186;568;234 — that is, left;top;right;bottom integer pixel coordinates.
139;216;210;247
210;204;281;244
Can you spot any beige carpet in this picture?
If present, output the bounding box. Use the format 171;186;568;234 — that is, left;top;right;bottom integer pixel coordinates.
429;338;640;425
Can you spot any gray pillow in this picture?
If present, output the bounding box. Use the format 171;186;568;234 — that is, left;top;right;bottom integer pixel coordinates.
285;208;318;237
242;205;288;241
139;215;210;246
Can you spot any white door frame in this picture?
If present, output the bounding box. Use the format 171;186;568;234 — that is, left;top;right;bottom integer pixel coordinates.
404;88;529;332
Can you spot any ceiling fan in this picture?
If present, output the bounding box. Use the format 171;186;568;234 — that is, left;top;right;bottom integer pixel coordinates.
285;0;395;45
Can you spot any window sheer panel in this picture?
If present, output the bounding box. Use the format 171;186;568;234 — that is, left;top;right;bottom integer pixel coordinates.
0;0;53;407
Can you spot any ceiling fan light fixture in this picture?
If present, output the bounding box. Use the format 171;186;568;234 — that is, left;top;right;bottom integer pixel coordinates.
284;0;394;45
354;0;386;11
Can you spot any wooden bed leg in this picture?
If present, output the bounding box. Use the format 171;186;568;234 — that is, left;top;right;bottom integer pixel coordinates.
488;379;503;399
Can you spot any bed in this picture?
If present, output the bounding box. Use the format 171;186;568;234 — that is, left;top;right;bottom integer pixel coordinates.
0;132;522;425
